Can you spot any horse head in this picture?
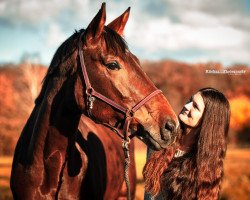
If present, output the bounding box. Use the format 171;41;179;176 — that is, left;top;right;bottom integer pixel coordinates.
70;3;178;150
38;3;178;150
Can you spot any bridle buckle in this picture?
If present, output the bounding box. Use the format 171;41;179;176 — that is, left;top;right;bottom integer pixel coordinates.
88;95;95;110
122;139;131;159
125;110;134;118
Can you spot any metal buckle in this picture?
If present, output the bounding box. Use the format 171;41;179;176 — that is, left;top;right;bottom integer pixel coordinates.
122;139;130;158
125;110;134;119
88;94;95;110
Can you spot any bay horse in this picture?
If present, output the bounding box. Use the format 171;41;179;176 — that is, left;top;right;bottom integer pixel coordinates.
10;3;178;200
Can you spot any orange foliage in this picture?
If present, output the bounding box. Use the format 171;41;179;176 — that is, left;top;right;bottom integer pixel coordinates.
0;74;14;112
229;95;250;131
0;63;46;155
0;61;249;154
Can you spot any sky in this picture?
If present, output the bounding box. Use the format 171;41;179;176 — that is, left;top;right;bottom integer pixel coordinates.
0;0;250;66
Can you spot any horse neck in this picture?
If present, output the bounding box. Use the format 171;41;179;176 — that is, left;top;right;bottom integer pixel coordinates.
26;82;82;166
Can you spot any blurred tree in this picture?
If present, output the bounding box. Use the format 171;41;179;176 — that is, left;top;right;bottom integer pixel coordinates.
0;60;249;154
15;62;46;115
0;74;14;112
230;95;250;146
0;63;46;155
230;95;250;131
237;126;250;146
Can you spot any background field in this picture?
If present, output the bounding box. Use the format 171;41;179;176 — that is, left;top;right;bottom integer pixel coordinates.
1;147;250;200
0;61;250;199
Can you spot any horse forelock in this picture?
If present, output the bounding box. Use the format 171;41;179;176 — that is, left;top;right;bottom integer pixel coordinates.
102;26;128;54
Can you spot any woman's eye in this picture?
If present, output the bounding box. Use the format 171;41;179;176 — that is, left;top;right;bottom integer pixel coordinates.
194;103;199;110
105;61;120;70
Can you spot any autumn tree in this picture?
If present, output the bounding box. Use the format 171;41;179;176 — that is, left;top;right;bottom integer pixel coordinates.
230;95;250;145
15;62;46;115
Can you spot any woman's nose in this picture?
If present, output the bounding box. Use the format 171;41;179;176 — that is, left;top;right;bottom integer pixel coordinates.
184;102;193;110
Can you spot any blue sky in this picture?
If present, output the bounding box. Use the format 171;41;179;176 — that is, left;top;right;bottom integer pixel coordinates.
0;0;250;66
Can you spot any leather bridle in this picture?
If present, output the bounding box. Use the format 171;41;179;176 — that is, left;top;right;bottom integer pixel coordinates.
78;32;162;146
78;32;162;200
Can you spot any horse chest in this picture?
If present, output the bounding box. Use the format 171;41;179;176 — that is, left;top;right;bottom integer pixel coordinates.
76;116;136;199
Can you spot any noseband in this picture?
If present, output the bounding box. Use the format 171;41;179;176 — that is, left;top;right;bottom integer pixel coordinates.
78;32;161;199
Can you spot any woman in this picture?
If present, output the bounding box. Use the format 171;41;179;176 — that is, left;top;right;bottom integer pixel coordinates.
143;87;230;200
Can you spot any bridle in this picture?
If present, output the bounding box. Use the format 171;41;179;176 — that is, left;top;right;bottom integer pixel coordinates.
78;32;162;200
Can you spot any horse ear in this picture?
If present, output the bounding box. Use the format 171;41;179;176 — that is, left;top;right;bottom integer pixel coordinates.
85;3;106;44
107;7;130;36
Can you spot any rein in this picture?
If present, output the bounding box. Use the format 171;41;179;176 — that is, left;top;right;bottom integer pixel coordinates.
78;32;162;200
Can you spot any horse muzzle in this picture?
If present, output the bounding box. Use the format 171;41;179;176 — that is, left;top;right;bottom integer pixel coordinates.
135;119;178;150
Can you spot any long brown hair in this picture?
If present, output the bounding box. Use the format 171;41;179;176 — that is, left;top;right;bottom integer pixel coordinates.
143;87;230;199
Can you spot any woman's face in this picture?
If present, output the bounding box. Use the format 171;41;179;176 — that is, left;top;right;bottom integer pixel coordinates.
179;92;205;128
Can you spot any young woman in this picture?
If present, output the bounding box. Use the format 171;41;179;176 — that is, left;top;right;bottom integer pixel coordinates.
143;87;230;200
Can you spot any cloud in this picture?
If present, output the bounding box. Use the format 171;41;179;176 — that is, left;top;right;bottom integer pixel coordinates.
167;0;246;15
0;0;249;65
46;23;67;47
127;16;247;50
0;0;56;25
0;0;130;27
125;0;250;65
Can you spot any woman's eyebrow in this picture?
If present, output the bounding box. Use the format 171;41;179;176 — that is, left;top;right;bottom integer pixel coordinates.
194;101;200;110
193;97;201;111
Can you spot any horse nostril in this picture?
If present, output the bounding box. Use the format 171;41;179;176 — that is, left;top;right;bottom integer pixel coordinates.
165;120;175;133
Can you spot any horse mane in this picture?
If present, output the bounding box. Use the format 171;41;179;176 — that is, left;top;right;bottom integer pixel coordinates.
34;30;80;105
35;26;128;105
102;26;128;54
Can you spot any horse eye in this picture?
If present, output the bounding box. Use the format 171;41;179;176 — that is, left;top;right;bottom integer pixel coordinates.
105;61;120;70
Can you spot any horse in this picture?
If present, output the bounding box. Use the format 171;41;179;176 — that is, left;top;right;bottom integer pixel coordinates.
10;3;178;200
